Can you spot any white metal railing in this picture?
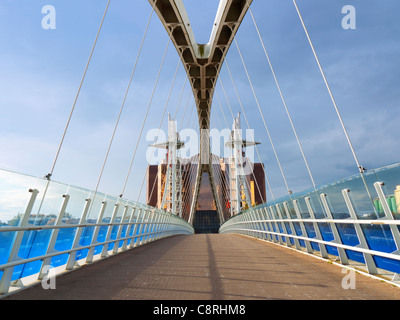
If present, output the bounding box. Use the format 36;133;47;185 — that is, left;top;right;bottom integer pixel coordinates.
0;172;194;296
220;163;400;281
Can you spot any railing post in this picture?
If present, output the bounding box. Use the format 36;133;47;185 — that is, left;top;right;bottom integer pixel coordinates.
155;212;165;239
320;193;349;265
38;194;70;281
305;196;329;258
275;204;291;247
130;208;143;248
151;211;160;241
65;198;92;270
374;181;400;253
261;208;272;241
293;199;313;254
86;201;107;263
248;212;256;238
154;211;163;240
342;189;378;274
122;206;136;251
283;202;301;249
144;210;155;244
138;210;149;246
255;209;265;239
101;203;120;258
0;189;39;295
269;206;284;245
112;204;130;254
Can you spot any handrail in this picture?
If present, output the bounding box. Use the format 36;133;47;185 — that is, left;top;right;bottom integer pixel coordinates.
0;171;194;296
220;163;400;282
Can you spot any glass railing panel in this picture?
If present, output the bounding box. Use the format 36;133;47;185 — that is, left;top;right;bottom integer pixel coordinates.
0;170;41;279
91;193;117;254
13;179;69;280
360;224;400;272
17;229;52;279
296;196;311;219
0;169;40;226
335;222;364;264
318;222;338;256
75;191;107;260
303;223;320;251
373;163;400;219
49;185;92;268
306;191;326;219
75;226;95;261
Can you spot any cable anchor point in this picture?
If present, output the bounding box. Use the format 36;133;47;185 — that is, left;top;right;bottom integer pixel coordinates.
359;166;367;174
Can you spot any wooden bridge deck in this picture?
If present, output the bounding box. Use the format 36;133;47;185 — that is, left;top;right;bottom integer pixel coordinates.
6;234;400;300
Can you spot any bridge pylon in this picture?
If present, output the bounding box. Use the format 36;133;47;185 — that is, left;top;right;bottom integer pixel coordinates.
151;114;184;217
226;113;260;216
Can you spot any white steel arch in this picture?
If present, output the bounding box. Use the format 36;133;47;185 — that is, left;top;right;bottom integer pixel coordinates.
149;0;253;224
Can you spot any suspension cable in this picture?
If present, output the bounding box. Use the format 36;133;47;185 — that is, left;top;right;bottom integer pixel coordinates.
215;91;229;128
292;0;364;174
173;78;188;119
120;37;171;199
46;0;112;180
247;6;317;190
219;80;235;121
94;1;157;199
136;58;181;202
178;90;192;130
292;0;378;215
234;37;292;195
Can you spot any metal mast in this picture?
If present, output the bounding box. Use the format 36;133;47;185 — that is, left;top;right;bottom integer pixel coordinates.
152;115;184;216
226;113;259;216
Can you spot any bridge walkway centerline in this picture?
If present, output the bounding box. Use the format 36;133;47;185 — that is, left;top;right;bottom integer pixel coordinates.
5;234;400;300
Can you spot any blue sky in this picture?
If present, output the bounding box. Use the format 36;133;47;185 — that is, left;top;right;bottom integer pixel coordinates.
0;0;399;204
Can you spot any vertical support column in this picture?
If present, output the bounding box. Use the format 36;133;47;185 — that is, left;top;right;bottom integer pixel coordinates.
38;194;70;280
320;193;349;265
66;198;92;270
342;189;378;274
0;189;39;294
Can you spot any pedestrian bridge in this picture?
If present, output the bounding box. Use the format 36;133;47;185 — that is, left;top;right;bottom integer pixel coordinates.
1;0;400;300
2;163;400;300
5;234;400;300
